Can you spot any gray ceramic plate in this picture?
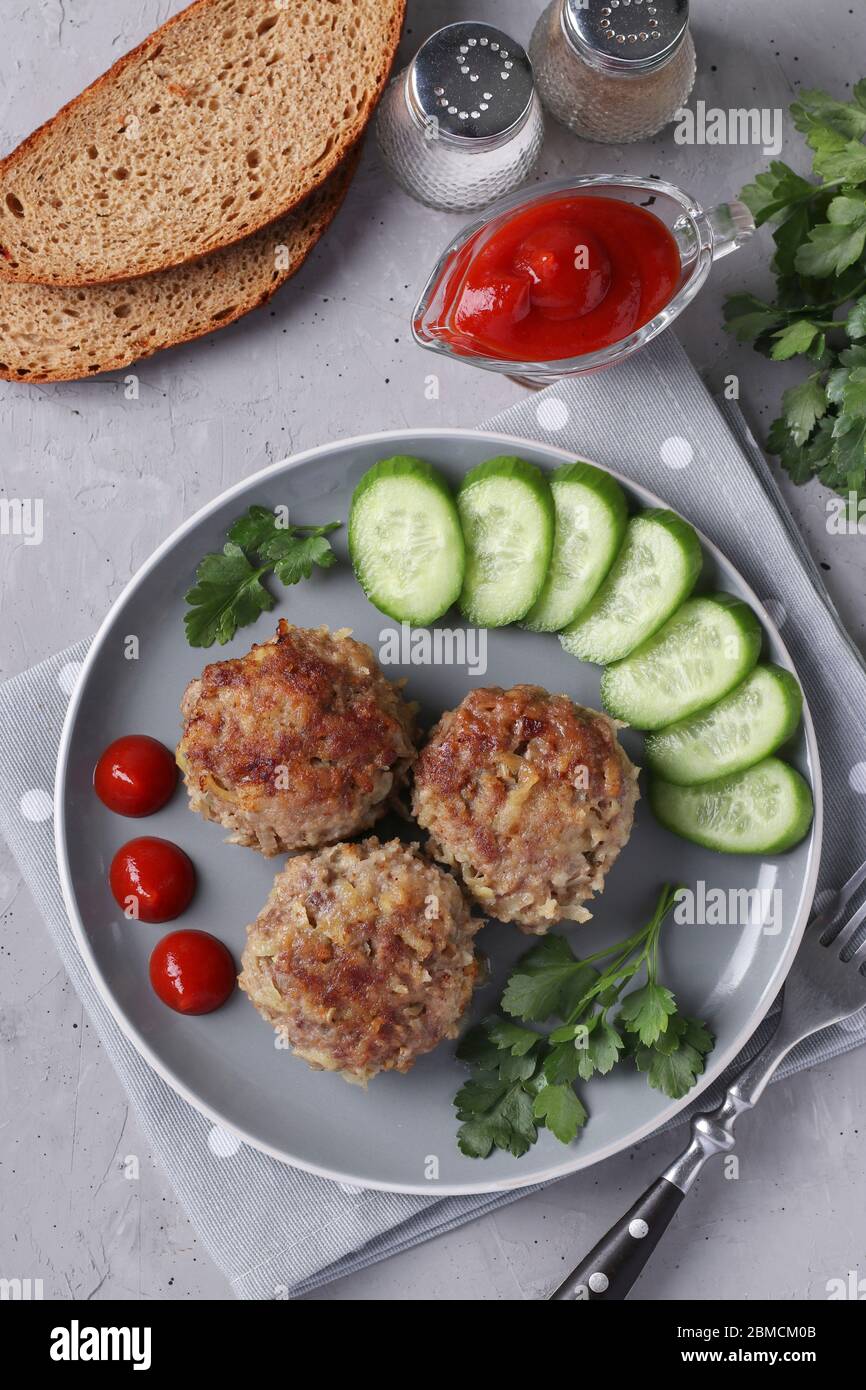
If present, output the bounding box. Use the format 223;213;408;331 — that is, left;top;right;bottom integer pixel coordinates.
55;428;822;1195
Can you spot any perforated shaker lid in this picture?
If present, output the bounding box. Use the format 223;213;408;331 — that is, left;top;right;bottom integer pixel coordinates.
407;22;535;144
563;0;689;74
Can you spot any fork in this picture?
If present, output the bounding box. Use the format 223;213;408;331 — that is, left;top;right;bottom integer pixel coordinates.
549;859;866;1301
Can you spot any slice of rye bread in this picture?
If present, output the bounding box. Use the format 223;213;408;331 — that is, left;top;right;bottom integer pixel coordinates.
0;151;358;383
0;0;404;286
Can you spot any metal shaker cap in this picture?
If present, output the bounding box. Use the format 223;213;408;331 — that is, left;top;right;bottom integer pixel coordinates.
563;0;689;75
406;22;535;145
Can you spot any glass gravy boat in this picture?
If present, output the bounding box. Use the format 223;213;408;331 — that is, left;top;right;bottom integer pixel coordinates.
412;174;755;383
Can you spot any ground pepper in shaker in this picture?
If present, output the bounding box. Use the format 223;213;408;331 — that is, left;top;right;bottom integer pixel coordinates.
529;0;696;143
375;21;544;212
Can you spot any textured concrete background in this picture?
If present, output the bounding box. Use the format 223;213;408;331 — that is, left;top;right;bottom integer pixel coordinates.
1;0;865;1300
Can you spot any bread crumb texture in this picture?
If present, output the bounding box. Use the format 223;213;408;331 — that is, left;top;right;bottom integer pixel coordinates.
0;155;357;382
0;0;405;284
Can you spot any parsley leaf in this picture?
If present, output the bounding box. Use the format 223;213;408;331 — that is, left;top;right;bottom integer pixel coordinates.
455;1076;538;1158
772;205;815;278
634;1038;708;1101
533;1083;588;1145
272;533;338;586
680;1016;715;1055
795;221;866;278
813;136;866;185
768;414;835;484
501;935;597;1022
791;89;866;142
723;293;787;343
739;161;815;226
577;1018;625;1080
455;1020;505;1071
453;886;712;1160
543;1040;582;1085
846;295;866;338
838;366;866;417
227;504;291;552
485;1016;541;1056
185;505;341;647
782;374;829;444
725;83;866;495
184;543;274;648
456;1016;542;1085
618;981;677;1047
769;319;822;359
830;413;866;479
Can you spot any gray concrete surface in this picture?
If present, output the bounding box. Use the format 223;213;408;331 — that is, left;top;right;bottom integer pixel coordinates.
1;0;865;1301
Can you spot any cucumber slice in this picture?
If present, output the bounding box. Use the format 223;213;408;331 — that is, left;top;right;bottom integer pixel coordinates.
600;594;763;730
523;461;628;632
349;456;465;625
649;757;814;854
645;664;803;785
457;456;555;627
560;509;702;665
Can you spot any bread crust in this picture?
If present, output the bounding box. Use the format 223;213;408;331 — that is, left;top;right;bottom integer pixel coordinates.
0;149;358;382
0;0;405;285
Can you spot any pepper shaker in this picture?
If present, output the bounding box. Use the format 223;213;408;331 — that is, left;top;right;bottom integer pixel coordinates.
529;0;696;143
375;22;545;213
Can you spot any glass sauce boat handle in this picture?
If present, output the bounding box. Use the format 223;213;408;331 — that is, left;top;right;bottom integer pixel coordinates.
705;199;756;260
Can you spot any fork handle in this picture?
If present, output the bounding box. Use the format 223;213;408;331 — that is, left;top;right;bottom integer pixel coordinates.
549;1023;799;1300
550;1176;684;1299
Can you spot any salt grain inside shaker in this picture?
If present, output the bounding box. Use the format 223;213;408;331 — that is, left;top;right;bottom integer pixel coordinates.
375;22;544;213
530;0;696;144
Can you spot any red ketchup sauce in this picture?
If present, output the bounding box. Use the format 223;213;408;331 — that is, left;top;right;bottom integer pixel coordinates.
109;836;196;924
422;195;681;363
94;734;178;817
149;930;236;1015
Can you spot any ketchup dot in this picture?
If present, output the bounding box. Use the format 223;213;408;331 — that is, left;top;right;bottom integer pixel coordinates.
109;837;195;924
149;930;236;1015
94;735;177;817
514;223;611;321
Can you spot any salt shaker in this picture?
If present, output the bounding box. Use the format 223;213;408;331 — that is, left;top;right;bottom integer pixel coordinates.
375;21;544;213
529;0;696;143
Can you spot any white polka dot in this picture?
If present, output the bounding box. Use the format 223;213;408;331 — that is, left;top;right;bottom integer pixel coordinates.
536;398;570;432
660;436;693;469
588;1271;609;1293
849;763;866;795
207;1125;242;1158
20;788;52;822
57;661;82;696
762;598;787;629
628;1218;649;1239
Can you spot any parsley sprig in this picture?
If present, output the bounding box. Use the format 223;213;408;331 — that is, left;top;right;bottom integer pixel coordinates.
723;82;866;502
184;505;341;647
454;885;713;1160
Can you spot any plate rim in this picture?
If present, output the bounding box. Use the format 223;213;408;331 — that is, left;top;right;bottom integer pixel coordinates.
54;426;824;1196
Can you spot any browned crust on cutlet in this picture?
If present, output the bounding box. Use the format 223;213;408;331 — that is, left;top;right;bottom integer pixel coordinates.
417;684;627;801
183;619;414;792
239;837;481;1081
412;684;639;932
177;621;418;854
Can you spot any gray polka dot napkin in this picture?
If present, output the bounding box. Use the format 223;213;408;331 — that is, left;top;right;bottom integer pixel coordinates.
1;333;864;1300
